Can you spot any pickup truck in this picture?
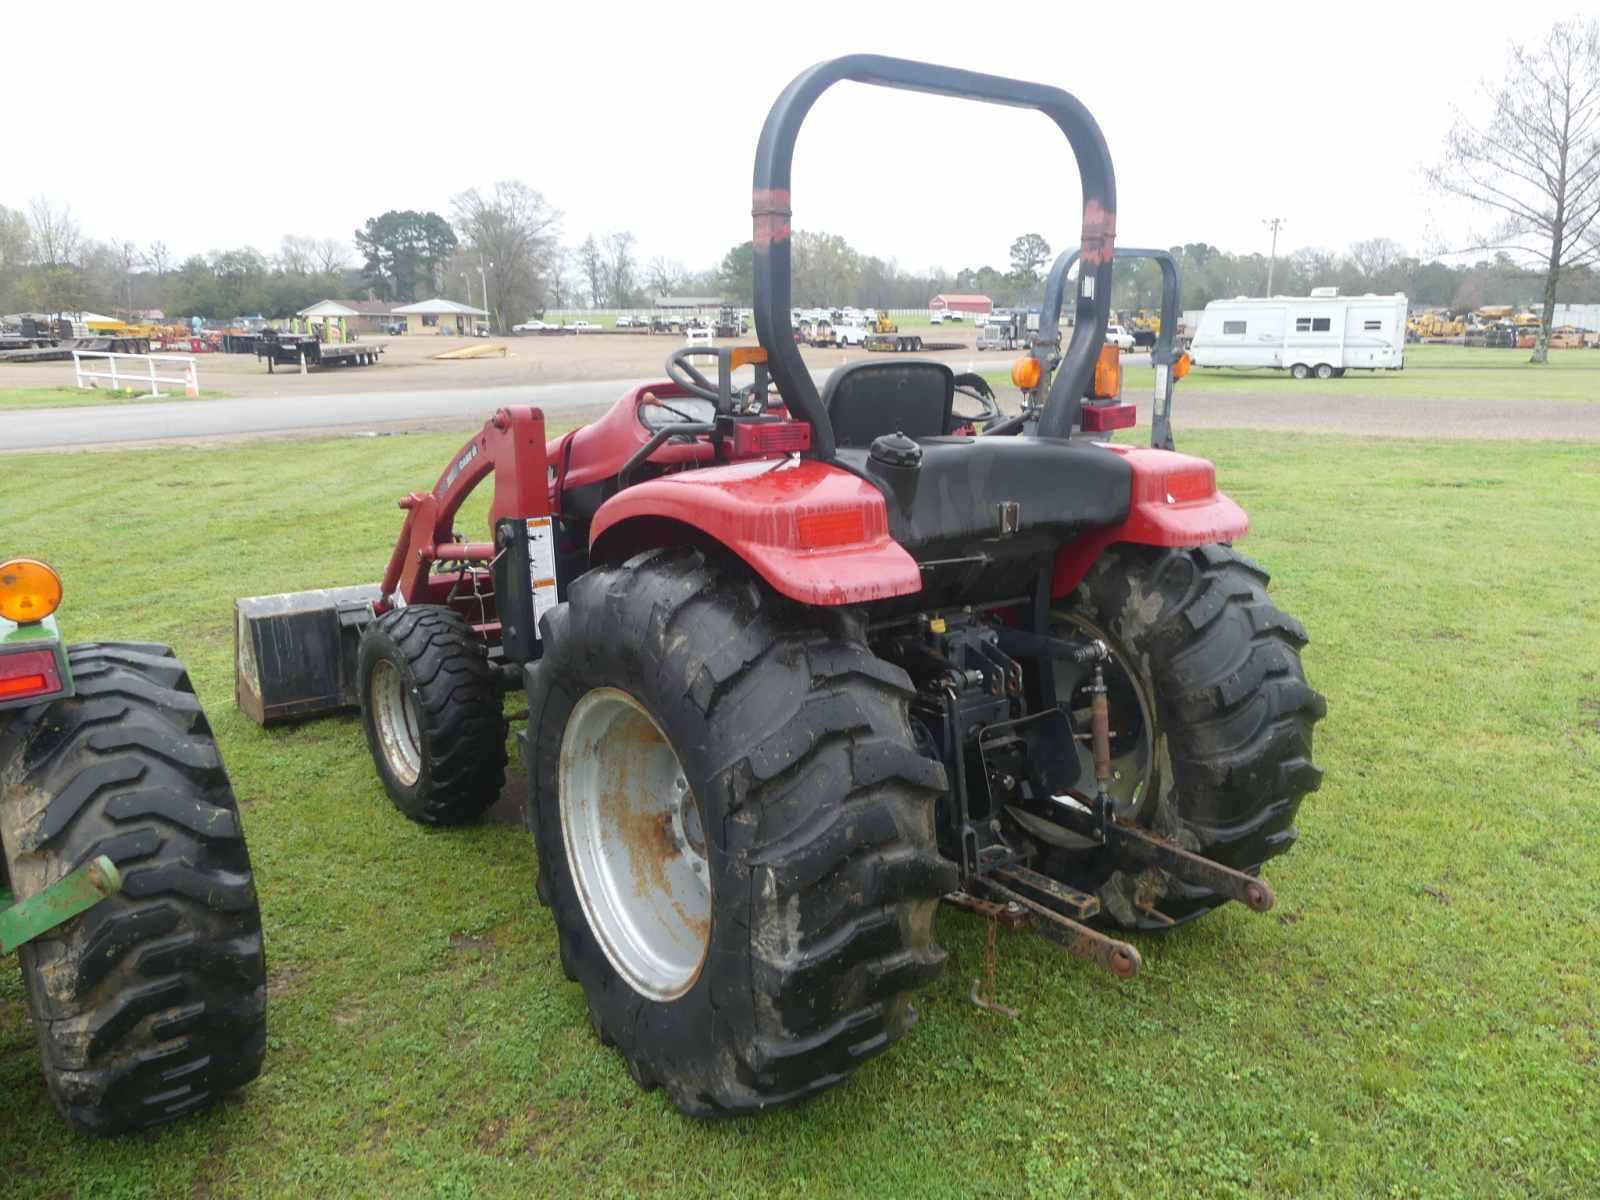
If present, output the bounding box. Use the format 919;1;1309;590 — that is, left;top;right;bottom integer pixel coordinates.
834;323;869;346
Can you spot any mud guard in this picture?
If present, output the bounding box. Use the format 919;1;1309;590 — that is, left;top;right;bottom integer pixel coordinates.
1050;446;1248;598
588;458;921;606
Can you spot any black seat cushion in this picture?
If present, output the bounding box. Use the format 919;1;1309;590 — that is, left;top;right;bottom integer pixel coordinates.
822;360;954;448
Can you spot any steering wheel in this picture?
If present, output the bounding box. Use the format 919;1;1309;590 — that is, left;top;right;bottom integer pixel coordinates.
665;347;723;405
951;372;1002;426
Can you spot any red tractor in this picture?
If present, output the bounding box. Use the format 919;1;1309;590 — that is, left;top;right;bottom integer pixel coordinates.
237;56;1323;1116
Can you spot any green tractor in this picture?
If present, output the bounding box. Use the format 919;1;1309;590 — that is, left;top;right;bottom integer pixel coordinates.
0;557;266;1134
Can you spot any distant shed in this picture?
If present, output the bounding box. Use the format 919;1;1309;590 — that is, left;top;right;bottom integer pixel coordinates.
929;293;993;316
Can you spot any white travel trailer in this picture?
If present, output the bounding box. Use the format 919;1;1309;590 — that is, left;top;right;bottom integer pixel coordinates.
1190;289;1407;378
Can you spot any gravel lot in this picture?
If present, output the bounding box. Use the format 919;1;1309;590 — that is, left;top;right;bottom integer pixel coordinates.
2;329;1595;442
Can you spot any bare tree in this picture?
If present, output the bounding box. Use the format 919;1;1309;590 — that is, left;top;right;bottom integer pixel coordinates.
27;197;80;268
277;235;315;274
114;239;139;315
1428;18;1600;361
452;181;560;331
603;231;638;307
1347;237;1403;282
546;245;570;311
313;238;349;275
142;239;172;279
576;235;605;309
646;255;685;297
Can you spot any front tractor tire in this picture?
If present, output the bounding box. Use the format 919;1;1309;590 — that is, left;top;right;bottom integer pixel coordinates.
526;548;956;1116
358;606;508;826
0;643;267;1134
1050;544;1326;929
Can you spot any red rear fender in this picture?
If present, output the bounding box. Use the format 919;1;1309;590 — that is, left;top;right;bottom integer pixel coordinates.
590;459;921;606
1051;445;1248;598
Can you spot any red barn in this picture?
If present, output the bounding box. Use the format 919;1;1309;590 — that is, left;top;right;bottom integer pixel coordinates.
929;293;993;316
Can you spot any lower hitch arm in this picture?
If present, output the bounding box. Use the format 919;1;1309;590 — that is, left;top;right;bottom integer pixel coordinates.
1052;661;1277;915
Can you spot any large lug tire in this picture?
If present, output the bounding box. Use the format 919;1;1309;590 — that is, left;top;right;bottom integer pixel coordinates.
0;643;267;1134
358;605;507;826
526;547;957;1116
1048;544;1326;929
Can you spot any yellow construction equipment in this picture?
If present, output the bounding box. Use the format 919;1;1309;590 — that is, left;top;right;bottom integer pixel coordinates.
868;310;898;334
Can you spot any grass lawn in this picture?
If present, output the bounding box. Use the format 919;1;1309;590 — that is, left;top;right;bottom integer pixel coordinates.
0;386;224;411
1125;343;1600;403
2;428;1597;1198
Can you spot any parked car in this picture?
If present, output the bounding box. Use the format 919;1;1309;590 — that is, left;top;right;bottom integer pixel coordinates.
930;311;966;325
513;320;550;333
615;315;644;328
568;320;599;333
1104;323;1135;351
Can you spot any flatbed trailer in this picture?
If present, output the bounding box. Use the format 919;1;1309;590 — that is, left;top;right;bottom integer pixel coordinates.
257;333;385;371
864;333;962;352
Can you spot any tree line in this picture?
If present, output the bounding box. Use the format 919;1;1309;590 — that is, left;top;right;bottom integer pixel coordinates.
4;15;1595;346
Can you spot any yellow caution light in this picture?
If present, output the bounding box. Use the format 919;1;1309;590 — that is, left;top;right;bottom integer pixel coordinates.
1010;356;1042;390
0;558;63;624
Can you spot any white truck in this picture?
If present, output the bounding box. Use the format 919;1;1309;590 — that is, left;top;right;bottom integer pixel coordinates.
1190;289;1407;378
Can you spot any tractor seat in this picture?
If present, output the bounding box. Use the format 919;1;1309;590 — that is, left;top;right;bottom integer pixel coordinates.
823;360;954;448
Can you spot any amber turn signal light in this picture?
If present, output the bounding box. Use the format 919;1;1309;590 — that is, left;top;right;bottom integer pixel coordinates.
1010;356;1042;390
0;558;63;624
1172;350;1192;380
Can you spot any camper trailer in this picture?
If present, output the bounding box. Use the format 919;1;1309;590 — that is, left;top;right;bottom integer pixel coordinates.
1191;289;1407;378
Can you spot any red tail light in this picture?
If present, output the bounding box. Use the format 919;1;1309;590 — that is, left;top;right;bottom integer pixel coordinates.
1081;402;1137;432
0;648;63;702
797;509;866;547
732;420;812;456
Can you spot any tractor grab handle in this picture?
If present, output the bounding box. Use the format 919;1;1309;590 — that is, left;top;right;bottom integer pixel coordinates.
752;55;1117;457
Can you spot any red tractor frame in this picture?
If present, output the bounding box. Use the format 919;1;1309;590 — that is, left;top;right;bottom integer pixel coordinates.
236;55;1324;1117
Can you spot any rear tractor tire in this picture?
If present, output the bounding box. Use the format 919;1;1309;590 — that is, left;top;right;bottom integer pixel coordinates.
1046;544;1325;929
0;643;267;1134
526;547;956;1116
358;605;507;826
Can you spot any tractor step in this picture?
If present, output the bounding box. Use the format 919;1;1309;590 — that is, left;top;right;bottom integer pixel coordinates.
973;875;1141;979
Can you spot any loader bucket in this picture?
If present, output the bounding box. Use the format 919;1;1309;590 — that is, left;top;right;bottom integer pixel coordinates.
234;584;380;725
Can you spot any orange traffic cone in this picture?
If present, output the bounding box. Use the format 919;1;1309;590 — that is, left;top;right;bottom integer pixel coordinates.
184;363;198;398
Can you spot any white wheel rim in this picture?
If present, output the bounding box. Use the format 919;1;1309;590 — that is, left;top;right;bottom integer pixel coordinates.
371;659;422;786
559;688;711;1000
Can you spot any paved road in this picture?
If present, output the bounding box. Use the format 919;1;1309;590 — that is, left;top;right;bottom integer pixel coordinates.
4;364;1597;450
0;378;653;451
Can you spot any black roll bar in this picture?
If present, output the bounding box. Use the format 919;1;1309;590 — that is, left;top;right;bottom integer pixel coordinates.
752;55;1117;459
1036;246;1184;450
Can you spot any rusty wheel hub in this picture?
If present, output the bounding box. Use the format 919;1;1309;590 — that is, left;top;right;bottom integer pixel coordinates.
559;687;711;1001
370;659;422;786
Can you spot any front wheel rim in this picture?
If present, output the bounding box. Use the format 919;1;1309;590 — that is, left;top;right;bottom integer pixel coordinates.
560;688;711;1001
371;659;422;786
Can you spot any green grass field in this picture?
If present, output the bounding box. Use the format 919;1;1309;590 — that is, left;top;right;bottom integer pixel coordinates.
0;386;221;411
2;428;1597;1198
1126;343;1600;402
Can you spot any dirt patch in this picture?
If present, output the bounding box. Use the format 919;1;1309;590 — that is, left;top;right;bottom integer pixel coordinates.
486;766;529;827
267;962;307;998
522;1098;579;1157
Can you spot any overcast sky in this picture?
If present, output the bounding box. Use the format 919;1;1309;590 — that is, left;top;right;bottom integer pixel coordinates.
5;2;1580;275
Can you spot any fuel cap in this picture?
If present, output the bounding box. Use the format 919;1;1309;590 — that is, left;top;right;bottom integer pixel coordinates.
869;430;922;468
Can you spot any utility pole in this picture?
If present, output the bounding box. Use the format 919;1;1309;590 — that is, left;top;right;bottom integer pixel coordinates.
1262;217;1286;296
479;258;492;333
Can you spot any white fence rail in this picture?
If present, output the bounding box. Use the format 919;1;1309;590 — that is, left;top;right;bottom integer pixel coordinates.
73;351;199;398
